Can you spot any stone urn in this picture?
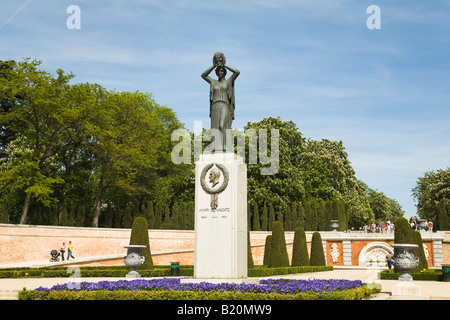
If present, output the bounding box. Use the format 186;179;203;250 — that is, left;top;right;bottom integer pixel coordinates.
123;245;146;278
417;219;427;231
330;220;339;232
391;244;419;281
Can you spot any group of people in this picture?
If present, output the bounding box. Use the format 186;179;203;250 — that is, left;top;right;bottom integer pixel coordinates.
363;220;395;233
59;241;75;261
363;218;435;234
410;219;433;232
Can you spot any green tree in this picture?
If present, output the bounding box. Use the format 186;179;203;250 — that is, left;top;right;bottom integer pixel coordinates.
243;117;306;210
438;199;449;231
0;59;78;224
290;202;298;230
178;201;187;230
297;202;304;228
261;202;268;231
317;200;326;231
88;91;164;227
291;227;310;266
252;203;260;231
122;206;133;228
412;168;450;221
268;204;275;231
304;201;312;231
129;216;153;269
269;221;290;267
0;60;17;159
0;200;9;223
310;232;325;266
367;187;404;223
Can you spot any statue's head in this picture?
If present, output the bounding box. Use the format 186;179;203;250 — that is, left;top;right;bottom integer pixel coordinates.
209;167;221;186
215;66;227;79
213;52;226;67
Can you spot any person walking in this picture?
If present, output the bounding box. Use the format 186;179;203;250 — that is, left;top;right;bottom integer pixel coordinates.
386;252;393;269
67;241;75;260
60;242;66;261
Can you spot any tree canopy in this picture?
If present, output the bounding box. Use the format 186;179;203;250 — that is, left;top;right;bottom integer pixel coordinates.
412;167;450;222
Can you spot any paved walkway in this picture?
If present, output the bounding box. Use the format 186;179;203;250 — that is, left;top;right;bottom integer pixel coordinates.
1;269;449;300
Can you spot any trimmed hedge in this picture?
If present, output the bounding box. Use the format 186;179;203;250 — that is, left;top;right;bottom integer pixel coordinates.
291;227;310;267
380;269;443;281
0;265;332;279
18;285;377;300
0;266;193;278
269;221;290;267
129;217;153;269
249;266;333;277
310;232;326;266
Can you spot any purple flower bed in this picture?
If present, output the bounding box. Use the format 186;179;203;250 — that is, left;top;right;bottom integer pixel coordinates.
34;278;366;295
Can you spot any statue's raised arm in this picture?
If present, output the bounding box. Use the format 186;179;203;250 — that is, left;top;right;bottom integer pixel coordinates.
202;52;239;152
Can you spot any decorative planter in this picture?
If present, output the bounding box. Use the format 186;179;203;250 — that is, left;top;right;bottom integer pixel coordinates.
330;220;339;232
391;244;419;281
123;245;146;278
417;219;427;231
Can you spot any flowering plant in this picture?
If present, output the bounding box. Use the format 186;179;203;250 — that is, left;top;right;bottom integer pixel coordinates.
34;278;366;295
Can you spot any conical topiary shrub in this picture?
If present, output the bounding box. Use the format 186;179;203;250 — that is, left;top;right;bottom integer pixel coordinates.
291;227;310;266
310;232;325;266
263;235;272;266
394;217;415;244
270;221;290;267
129;216;153;269
248;230;254;268
393;217;416;273
412;230;428;272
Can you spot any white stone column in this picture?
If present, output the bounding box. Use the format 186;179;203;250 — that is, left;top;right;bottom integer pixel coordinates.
193;152;248;280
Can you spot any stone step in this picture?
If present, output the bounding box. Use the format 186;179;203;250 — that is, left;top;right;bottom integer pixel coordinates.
0;290;20;300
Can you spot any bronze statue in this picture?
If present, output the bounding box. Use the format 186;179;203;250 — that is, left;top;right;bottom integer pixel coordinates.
201;52;240;151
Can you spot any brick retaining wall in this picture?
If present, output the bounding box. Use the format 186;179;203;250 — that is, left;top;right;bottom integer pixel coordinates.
1;224;448;268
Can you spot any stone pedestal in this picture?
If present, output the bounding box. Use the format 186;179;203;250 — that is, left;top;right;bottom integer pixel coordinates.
391;281;421;297
193;152;248;280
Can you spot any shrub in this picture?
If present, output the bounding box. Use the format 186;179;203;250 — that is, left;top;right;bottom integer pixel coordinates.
129;216;153;269
380;269;442;281
291;227;310;266
412;231;428;272
393;217;416;273
270;221;290;267
310;232;325;266
394;217;415;244
263;235;272;266
248;230;254;268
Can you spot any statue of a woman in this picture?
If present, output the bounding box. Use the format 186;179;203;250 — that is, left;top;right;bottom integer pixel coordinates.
201;52;240;151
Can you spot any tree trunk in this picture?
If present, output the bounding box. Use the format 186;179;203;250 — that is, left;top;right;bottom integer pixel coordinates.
20;195;31;224
92;172;105;228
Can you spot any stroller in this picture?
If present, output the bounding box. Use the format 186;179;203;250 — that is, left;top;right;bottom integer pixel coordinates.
49;249;60;262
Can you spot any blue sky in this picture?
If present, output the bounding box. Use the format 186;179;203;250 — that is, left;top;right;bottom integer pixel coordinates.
1;0;449;219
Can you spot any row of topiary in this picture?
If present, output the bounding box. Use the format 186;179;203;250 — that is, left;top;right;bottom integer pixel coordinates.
262;221;326;268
